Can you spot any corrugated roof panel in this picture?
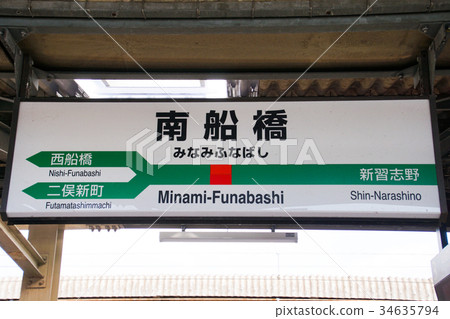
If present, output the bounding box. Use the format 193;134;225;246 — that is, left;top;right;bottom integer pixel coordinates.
0;275;438;300
0;277;21;300
258;76;450;97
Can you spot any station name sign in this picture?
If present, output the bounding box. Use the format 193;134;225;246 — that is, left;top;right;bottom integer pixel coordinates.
1;99;441;223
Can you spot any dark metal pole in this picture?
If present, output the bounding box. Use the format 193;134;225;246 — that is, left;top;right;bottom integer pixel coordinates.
439;224;449;249
16;54;32;99
421;49;449;248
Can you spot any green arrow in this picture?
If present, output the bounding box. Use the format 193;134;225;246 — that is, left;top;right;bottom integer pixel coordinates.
232;164;437;185
27;151;148;169
23;177;149;200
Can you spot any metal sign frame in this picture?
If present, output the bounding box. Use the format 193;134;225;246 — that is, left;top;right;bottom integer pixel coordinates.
0;96;447;230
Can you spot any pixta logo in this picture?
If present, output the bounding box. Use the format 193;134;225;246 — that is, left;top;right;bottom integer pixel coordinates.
126;128;171;175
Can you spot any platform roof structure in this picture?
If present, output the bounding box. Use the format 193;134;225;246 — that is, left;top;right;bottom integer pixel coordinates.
0;2;449;89
0;0;449;300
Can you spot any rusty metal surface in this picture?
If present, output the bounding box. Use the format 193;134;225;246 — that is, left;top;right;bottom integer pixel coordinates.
16;30;431;72
0;221;45;280
0;0;446;19
0;49;13;73
0;79;15;97
437;43;450;69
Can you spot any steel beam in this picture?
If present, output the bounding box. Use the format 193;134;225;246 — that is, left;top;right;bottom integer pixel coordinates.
0;28;20;63
438;223;449;249
34;68;400;80
34;68;450;81
441;127;450;157
0;220;45;279
0;28;30;98
20;225;64;301
0;121;9;162
437;98;450;111
0;12;449;35
420;49;449;226
0;101;13;113
0;0;443;20
425;24;450;87
17;54;33;99
0;72;14;79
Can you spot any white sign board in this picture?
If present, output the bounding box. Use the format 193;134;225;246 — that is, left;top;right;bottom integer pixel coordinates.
2;100;441;222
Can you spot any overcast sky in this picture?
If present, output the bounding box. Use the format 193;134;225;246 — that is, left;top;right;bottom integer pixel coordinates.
0;228;445;279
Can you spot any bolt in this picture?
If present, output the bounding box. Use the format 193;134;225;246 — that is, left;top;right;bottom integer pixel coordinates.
38;281;44;286
421;26;429;33
20;31;27;38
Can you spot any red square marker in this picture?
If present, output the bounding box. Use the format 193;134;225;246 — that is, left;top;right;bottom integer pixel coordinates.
210;164;232;176
210;165;232;185
210;174;232;185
